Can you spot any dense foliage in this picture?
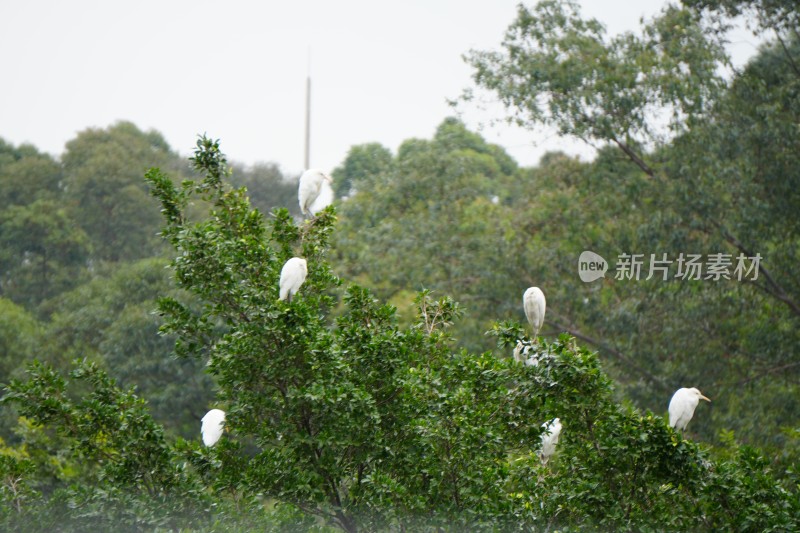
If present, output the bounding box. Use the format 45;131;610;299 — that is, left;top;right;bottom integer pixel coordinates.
0;0;798;530
2;136;797;530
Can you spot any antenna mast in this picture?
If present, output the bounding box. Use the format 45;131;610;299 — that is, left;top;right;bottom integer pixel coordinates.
304;48;311;170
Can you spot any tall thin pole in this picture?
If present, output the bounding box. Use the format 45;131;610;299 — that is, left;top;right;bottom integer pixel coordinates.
304;49;311;170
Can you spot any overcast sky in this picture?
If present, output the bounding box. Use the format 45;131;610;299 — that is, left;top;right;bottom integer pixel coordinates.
1;1;763;175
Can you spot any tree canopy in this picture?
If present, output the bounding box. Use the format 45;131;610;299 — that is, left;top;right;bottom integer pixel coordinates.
0;0;798;529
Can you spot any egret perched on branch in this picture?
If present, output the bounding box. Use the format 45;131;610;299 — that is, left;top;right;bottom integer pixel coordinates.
298;168;334;216
668;387;710;432
523;287;546;338
540;417;562;464
201;409;226;447
279;257;308;302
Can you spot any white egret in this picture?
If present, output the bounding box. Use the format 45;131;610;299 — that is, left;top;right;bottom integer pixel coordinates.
201;409;226;447
279;257;308;302
523;287;546;338
513;340;538;366
513;340;527;363
668;387;711;432
540;417;562;464
298;168;334;216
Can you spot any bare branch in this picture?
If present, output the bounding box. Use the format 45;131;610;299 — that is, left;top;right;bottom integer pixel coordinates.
547;308;669;391
734;361;800;386
774;30;800;78
610;135;656;177
714;222;800;318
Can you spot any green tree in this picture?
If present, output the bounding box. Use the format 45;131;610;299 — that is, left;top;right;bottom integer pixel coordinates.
464;0;728;170
331;143;393;197
0;136;797;530
228;161;300;218
332;118;520;351
463;0;800;451
0;140;81;310
0;300;43;443
41;258;213;439
61;121;182;263
143;136;797;530
683;0;800;37
0;141;61;207
0;299;41;382
0;200;91;309
2;360;214;531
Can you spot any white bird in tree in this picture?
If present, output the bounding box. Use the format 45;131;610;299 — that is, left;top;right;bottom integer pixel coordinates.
201;409;226;447
298;168;334;216
523;287;546;338
279;257;308;302
540;417;562;464
668;387;711;432
513;340;528;363
513;340;538;366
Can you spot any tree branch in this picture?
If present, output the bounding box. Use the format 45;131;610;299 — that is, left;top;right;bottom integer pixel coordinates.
734;361;800;386
713;222;800;318
774;30;800;78
547;309;668;391
610;135;655;177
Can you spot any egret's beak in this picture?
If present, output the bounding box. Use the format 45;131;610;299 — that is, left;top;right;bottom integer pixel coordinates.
700;394;711;402
324;173;333;183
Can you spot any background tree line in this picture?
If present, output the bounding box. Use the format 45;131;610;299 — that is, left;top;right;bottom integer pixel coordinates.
0;0;798;530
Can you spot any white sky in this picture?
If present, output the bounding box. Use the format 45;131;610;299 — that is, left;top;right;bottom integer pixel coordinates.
0;1;763;175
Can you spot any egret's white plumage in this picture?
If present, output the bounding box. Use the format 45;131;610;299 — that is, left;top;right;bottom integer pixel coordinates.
279;257;308;302
298;168;334;216
540;417;562;463
201;409;226;447
523;287;546;338
513;340;527;363
668;387;710;432
513;340;538;366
